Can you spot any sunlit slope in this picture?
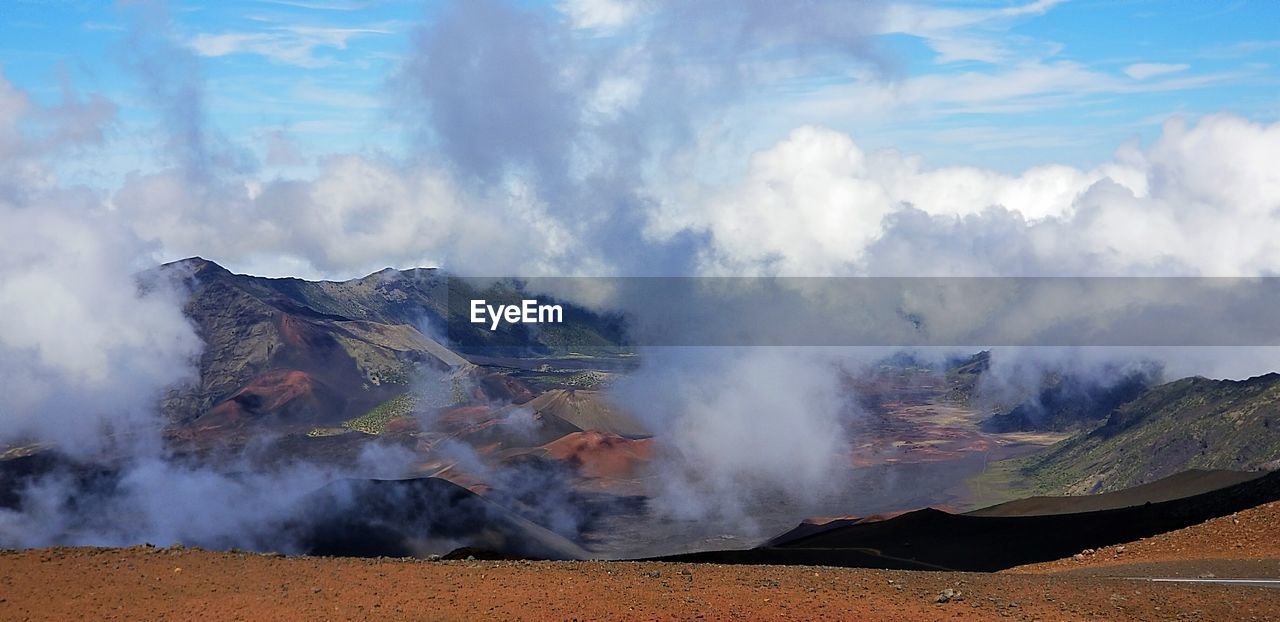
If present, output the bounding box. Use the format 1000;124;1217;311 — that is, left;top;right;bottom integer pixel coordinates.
1010;374;1280;494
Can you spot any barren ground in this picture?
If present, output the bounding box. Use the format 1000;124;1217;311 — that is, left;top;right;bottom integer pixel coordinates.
2;546;1278;621
1008;500;1280;578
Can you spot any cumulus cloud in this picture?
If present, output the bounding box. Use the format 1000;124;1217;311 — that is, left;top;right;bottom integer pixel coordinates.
113;155;587;278
649;115;1280;277
384;0;889;276
90;2;1280;295
18;0;1258;289
44;0;898;282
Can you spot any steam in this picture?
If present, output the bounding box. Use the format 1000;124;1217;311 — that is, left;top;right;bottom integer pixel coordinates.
0;68;199;458
0;63;317;549
408;367;592;540
0;441;429;551
611;348;854;524
0;45;415;551
0;459;328;550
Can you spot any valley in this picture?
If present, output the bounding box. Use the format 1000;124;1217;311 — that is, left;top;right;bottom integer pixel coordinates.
3;260;1280;620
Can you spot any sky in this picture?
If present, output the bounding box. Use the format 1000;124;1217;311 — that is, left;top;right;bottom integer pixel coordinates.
4;0;1278;177
1;0;1279;280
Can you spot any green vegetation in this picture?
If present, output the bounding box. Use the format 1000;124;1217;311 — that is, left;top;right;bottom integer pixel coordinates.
522;370;610;389
966;458;1040;509
941;351;994;406
343;393;417;435
413;375;470;408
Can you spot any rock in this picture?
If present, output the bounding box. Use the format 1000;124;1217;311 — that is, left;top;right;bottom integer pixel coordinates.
935;588;960;604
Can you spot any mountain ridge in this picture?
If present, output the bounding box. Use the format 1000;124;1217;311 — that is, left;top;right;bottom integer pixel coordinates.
155;257;624;428
1006;373;1280;494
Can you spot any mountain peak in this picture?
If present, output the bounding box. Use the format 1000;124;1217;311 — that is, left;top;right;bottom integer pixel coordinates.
162;256;230;275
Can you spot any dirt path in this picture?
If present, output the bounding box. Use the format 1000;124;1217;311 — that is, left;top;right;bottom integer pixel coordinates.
2;547;1278;621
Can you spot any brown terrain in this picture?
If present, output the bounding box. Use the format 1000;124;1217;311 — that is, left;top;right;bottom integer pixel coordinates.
1;543;1277;621
1009;499;1280;578
542;431;654;479
5;483;1279;621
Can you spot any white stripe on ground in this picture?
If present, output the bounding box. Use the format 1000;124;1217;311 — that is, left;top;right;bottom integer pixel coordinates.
1125;578;1280;588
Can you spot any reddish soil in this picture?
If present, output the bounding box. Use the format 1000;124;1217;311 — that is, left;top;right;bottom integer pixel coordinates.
2;547;1277;621
435;405;497;428
382;416;419;434
1009;500;1280;576
477;373;536;404
197;370;326;427
542;431;654;479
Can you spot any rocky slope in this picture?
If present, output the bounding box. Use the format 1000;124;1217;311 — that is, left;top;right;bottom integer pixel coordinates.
156;258;624;428
1008;373;1280;494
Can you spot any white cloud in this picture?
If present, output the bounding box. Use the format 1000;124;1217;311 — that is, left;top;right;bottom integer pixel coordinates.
879;0;1065;63
0;69;115;199
924;36;1008;64
0;73;200;457
793;60;1234;123
881;0;1063;35
112;154;584;279
612;348;850;521
1125;62;1190;80
189;25;391;68
657;126;896;275
18;1;1277;287
557;0;649;31
648;114;1280;277
260;128;307;167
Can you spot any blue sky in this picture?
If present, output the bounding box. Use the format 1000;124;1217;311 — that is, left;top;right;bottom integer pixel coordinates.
3;0;1278;180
